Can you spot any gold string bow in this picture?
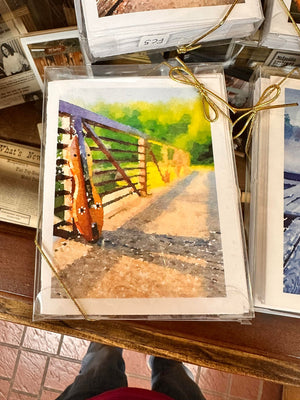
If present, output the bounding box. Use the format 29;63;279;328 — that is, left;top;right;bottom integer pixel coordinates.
232;69;299;157
168;57;235;123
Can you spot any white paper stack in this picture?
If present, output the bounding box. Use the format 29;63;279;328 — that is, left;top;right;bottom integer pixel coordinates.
260;0;300;52
75;0;263;60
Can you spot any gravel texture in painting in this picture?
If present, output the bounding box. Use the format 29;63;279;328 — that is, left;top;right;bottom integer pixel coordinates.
52;169;225;300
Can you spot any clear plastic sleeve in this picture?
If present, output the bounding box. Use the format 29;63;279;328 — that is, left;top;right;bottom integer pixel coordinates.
248;66;300;318
74;0;264;63
34;63;253;322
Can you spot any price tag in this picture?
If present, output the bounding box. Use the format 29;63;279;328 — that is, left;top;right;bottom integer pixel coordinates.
139;34;169;49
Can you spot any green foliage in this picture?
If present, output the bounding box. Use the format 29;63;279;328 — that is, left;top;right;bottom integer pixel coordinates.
189;142;213;165
90;97;212;165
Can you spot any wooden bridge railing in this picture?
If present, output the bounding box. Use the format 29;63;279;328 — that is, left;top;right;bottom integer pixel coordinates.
54;100;189;240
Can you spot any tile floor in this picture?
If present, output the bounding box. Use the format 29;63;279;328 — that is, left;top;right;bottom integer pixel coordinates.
0;320;282;400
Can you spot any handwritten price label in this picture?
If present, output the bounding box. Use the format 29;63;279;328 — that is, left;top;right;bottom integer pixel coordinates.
139;35;169;49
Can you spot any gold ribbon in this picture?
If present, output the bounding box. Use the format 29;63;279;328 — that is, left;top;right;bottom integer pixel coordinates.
167;57;298;160
232;69;299;157
177;0;240;54
167;57;235;123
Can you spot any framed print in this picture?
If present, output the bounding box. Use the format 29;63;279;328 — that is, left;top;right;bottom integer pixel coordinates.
21;27;84;90
253;75;300;316
34;68;252;320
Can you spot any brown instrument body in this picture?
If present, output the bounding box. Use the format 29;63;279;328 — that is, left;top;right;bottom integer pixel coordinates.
85;142;104;235
68;136;103;242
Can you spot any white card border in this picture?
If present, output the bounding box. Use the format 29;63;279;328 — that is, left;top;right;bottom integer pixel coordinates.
21;28;80;91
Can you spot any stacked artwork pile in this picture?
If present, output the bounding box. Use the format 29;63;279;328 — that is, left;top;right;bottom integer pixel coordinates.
76;0;263;60
249;68;300;317
261;0;300;51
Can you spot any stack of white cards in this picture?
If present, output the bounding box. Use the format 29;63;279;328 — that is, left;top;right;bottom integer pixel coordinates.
249;68;300;317
260;0;300;52
75;0;263;60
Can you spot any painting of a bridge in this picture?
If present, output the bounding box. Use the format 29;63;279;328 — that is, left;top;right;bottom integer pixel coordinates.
283;88;300;295
49;79;226;304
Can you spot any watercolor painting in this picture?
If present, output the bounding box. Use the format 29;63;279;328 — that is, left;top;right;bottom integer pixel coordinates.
50;82;226;301
283;88;300;294
96;0;242;17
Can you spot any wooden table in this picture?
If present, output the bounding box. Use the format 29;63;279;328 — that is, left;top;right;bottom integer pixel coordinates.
1;220;300;388
0;102;300;390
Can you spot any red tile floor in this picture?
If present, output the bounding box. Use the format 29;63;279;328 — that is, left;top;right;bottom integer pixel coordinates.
0;320;282;400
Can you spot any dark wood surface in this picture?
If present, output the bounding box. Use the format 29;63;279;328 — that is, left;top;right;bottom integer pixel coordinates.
0;101;41;147
0;222;300;387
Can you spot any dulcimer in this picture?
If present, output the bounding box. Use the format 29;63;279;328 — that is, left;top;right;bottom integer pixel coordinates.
68;119;103;242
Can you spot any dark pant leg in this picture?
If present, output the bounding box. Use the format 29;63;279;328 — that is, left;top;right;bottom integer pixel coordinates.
56;343;128;400
150;356;206;400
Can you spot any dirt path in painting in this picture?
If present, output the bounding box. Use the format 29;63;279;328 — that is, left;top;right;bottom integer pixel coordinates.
53;169;225;299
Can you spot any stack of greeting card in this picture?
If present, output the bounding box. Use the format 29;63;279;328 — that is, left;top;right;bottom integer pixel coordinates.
34;64;253;321
249;67;300;317
74;0;263;60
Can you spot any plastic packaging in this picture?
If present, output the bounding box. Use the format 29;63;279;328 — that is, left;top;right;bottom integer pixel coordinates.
248;66;300;317
34;63;253;321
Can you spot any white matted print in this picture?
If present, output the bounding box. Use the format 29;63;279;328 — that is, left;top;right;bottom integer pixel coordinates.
36;74;250;319
21;28;84;90
260;76;300;314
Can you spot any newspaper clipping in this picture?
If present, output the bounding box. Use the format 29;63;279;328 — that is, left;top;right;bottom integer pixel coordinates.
0;37;41;109
0;139;39;228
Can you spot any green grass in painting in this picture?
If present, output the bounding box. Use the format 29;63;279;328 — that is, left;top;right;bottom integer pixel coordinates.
90;97;212;165
56;96;213;207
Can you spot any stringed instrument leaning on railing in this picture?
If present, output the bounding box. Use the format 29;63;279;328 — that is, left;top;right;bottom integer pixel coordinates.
67;119;103;242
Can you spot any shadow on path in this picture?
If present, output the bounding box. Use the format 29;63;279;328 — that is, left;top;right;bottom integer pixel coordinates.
53;171;226;298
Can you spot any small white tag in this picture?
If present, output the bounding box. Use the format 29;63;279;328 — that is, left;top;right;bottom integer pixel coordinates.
138;34;169;49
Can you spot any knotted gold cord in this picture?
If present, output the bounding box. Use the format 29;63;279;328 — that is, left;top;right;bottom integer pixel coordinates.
278;0;300;37
232;69;299;157
177;0;240;54
167;57;235;124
